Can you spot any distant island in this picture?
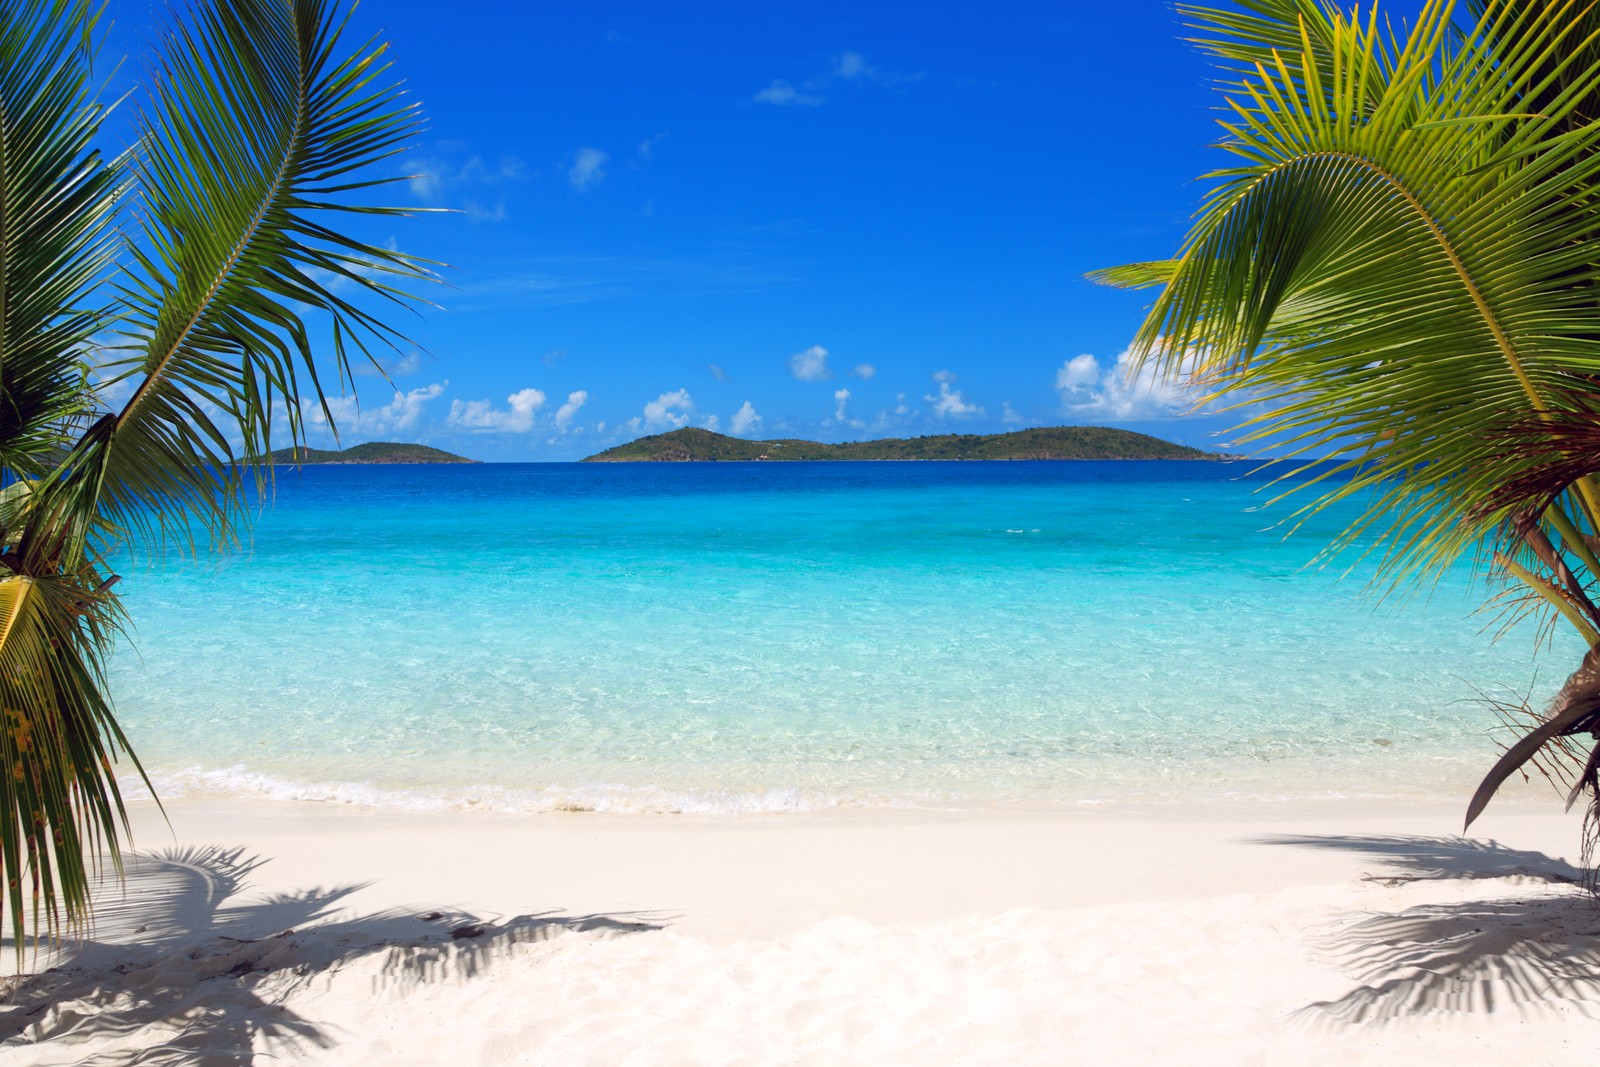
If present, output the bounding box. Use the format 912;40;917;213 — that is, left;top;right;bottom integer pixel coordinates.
583;426;1230;463
271;442;477;465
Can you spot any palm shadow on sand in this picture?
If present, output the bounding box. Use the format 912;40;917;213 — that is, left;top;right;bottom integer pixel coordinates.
0;845;665;1065
1257;833;1600;1024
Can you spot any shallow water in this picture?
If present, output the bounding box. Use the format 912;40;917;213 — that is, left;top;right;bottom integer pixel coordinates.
105;460;1580;814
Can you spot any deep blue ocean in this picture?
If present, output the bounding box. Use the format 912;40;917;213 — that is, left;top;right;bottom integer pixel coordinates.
104;461;1580;814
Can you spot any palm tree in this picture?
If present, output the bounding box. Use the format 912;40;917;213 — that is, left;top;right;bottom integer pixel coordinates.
0;0;430;957
1100;0;1600;850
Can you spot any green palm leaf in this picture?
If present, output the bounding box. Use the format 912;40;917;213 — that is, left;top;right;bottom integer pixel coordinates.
0;0;434;958
0;0;120;480
1103;1;1600;831
0;570;133;957
1124;3;1600;577
67;0;434;563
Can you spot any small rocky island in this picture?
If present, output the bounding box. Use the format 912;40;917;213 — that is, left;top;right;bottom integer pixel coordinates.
583;426;1229;462
271;442;476;465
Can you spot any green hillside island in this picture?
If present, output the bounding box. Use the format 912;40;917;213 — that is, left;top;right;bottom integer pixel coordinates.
583;426;1232;462
270;442;477;465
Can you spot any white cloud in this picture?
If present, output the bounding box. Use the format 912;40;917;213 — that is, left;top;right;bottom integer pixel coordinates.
894;392;908;415
1056;353;1100;393
448;387;547;433
408;151;526;211
702;414;721;431
408;168;442;201
730;400;762;435
463;199;507;223
832;387;863;427
569;147;609;191
834;51;921;87
554;389;588;430
643;388;694;429
1057;348;1199;419
790;344;831;381
755;53;921;106
638;132;668;160
309;381;447;436
1001;401;1027;425
836;51;870;80
931;368;957;384
352;348;425;379
925;380;983;418
94;375;134;407
708;363;732;382
754;79;823;106
850;363;876;379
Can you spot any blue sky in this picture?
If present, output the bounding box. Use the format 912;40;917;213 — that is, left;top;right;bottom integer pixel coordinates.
105;1;1237;460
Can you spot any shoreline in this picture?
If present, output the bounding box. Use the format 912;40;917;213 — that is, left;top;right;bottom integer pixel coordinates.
117;754;1575;820
8;796;1600;1063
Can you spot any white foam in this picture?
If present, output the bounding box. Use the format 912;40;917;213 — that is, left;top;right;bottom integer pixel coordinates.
130;765;912;816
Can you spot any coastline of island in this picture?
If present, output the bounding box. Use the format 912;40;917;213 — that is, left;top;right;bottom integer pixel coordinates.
583;426;1235;463
270;442;477;465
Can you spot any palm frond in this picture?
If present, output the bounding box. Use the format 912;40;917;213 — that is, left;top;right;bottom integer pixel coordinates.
0;0;433;956
0;0;122;480
1084;260;1178;290
0;569;136;964
1126;1;1600;588
56;0;436;564
1103;1;1600;833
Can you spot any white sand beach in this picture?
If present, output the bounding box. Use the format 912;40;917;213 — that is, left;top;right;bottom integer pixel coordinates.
5;797;1600;1064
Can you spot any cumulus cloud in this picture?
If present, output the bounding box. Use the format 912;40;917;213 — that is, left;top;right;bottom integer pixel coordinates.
790;344;831;381
448;387;547;433
931;368;957;384
730;400;762;435
643;388;694;429
309;381;446;435
554;389;588;431
1056;353;1100;393
925;380;983;418
702;414;721;431
832;387;864;427
569;147;609;190
753;80;823;106
1001;401;1027;425
1056;348;1200;419
850;363;876;379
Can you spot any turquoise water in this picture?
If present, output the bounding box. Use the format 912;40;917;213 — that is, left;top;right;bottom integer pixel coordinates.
105;461;1580;814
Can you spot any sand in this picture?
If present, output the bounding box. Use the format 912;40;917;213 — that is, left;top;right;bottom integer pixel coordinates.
4;797;1600;1064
